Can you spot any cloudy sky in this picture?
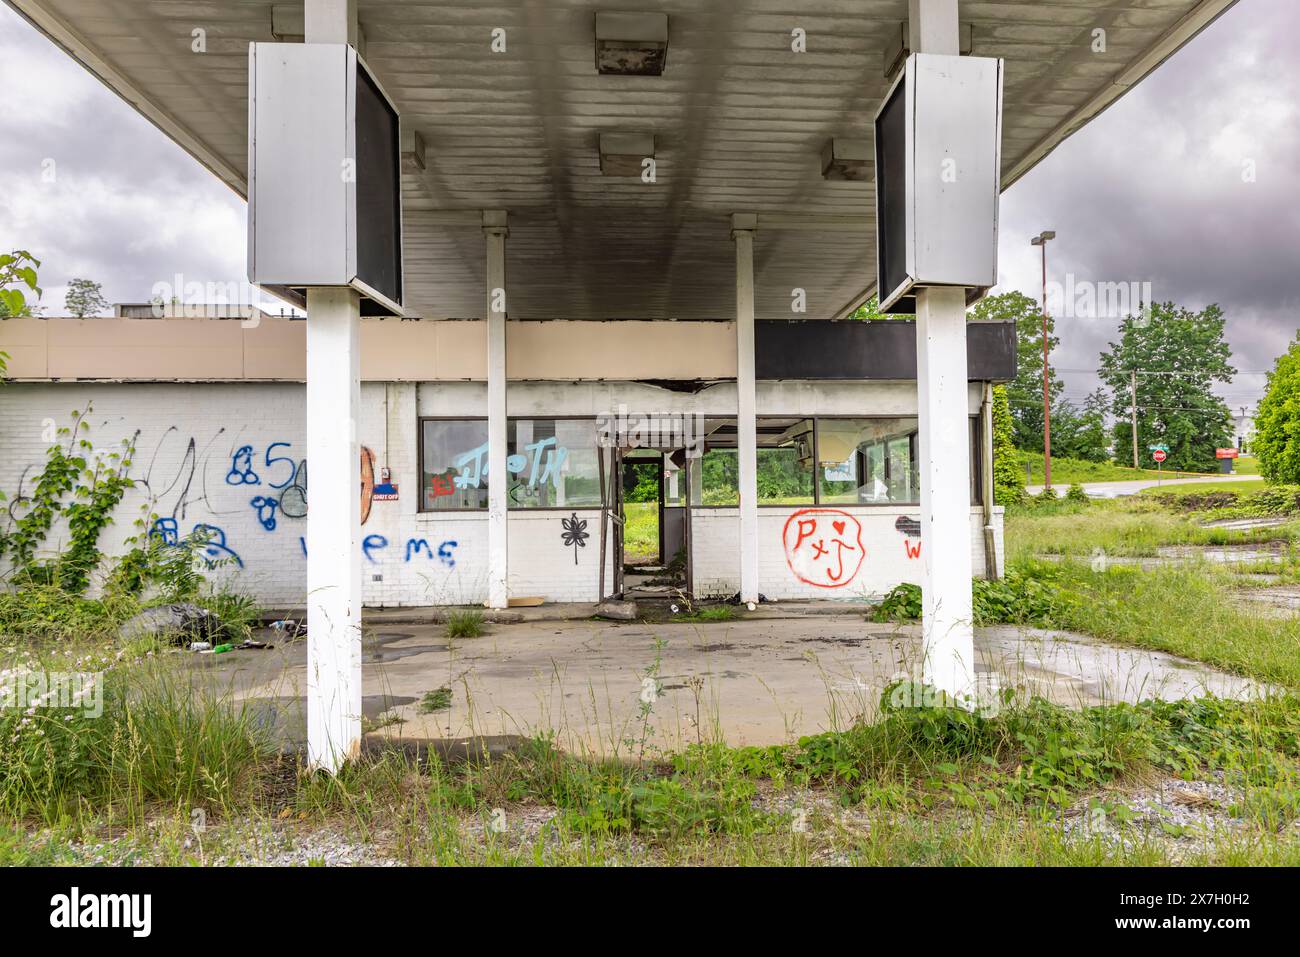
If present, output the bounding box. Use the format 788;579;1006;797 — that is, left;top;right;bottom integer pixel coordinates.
1;0;1295;415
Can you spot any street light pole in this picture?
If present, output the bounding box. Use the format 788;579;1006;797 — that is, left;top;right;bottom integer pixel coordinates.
1031;230;1056;490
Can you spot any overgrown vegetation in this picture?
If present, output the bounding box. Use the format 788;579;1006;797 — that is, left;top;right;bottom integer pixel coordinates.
6;662;1297;864
1249;332;1300;485
446;610;485;640
872;566;1067;627
0;409;259;647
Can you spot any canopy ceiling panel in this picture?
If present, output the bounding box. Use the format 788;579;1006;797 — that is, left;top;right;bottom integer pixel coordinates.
6;0;1236;320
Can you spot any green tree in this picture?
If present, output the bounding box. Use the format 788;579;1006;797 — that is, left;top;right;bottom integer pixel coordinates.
65;277;109;318
991;385;1024;506
1050;389;1110;462
1;250;42;381
1098;302;1235;473
970;290;1064;452
1253;333;1300;485
848;294;910;320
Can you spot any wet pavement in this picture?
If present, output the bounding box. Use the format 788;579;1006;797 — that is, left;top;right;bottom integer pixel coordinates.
190;611;1277;757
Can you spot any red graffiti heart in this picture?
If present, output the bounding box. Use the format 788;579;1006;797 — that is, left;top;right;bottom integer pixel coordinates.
832;520;846;535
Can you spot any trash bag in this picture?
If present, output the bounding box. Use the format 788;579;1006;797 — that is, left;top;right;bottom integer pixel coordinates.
118;603;224;646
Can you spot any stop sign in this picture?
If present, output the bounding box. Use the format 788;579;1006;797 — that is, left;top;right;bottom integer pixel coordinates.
1152;449;1167;463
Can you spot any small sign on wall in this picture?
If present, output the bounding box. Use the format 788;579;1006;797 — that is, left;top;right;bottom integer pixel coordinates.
374;466;398;500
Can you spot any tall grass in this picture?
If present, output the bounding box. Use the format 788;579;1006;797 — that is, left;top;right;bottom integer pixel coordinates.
0;659;275;828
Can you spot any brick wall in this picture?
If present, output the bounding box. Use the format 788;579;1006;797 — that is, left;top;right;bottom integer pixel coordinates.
690;506;1003;601
0;382;612;608
0;381;1001;608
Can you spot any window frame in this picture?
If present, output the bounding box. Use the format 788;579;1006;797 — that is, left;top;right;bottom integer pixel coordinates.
417;415;606;513
416;415;491;513
693;414;983;509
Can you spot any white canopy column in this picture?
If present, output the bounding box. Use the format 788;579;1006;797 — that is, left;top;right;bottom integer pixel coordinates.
910;0;976;699
304;0;362;773
732;213;759;606
484;210;509;609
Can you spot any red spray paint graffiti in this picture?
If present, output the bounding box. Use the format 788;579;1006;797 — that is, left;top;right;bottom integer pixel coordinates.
782;509;865;588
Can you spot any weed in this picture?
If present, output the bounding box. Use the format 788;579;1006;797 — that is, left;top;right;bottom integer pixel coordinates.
419;687;453;713
445;610;484;640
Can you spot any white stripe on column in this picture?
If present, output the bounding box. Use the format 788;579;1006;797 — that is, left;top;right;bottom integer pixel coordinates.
484;211;509;609
305;286;363;771
915;286;976;697
732;214;759;605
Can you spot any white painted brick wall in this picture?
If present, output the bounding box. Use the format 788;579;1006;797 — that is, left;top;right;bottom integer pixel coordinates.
0;382;615;608
0;382;1001;608
691;506;1003;601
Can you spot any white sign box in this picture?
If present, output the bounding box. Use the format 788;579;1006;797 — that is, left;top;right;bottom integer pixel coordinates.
248;43;404;315
874;53;1003;314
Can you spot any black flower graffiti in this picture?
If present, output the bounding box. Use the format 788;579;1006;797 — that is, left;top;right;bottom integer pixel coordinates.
561;513;590;564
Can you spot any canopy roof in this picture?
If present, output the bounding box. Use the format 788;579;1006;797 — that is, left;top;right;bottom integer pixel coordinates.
7;0;1236;320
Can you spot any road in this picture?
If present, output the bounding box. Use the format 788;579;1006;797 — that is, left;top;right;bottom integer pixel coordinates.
1026;473;1264;499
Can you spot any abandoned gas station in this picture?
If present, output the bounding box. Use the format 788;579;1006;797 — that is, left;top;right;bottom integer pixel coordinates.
0;0;1237;768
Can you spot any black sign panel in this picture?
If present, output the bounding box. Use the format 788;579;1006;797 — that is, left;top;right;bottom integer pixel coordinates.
355;62;402;308
874;76;912;314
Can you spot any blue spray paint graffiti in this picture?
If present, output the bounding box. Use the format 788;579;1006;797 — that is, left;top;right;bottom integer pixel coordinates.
149;517;244;569
250;495;279;531
225;445;260;485
405;538;458;567
451;437;569;490
362;534;388;563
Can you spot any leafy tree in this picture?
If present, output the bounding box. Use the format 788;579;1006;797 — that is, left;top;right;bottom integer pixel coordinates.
848;294;910;321
1049;389;1110;462
65;277;109;318
991;385;1024;506
1098;302;1235;473
1;250;42;381
1253;333;1300;485
970;290;1064;452
1;250;41;316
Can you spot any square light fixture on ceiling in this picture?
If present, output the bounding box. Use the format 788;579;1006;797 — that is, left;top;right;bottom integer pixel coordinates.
599;131;655;176
821;139;871;181
595;11;669;76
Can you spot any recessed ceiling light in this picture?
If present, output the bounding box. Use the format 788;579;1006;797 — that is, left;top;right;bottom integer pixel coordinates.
821;139;871;181
599;132;656;176
595;11;669;76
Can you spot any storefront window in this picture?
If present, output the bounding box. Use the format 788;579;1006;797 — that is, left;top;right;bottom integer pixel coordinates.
420;419;489;510
507;419;601;508
689;418;815;506
817;418;920;504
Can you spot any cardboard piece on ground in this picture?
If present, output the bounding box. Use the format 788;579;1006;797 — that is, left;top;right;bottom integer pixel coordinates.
481;597;546;608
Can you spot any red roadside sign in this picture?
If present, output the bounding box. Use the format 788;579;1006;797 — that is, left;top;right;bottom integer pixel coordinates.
1152;449;1167;463
1216;448;1239;459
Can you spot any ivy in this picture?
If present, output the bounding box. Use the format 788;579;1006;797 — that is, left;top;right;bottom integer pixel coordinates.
57;434;137;593
1;405;138;594
991;385;1025;507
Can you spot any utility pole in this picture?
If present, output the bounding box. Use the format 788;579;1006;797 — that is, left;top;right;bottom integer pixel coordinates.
1130;369;1139;468
1031;230;1056;489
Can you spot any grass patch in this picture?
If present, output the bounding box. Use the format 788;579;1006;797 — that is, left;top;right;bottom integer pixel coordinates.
0;659;276;829
1025;558;1300;688
677;605;735;623
1005;496;1297;561
1016;450;1207;485
445;610;484;640
419;687;453;713
624;502;658;563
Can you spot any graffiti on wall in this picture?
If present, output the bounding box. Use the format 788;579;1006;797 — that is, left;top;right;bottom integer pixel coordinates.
782;509;865;588
86;426;451;575
560;513;590;564
894;515;922;560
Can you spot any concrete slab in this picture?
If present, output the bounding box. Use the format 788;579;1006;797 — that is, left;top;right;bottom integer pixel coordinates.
192;613;1274;758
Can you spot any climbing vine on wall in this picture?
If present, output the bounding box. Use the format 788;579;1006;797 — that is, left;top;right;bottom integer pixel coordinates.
0;405;138;593
991;385;1025;508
